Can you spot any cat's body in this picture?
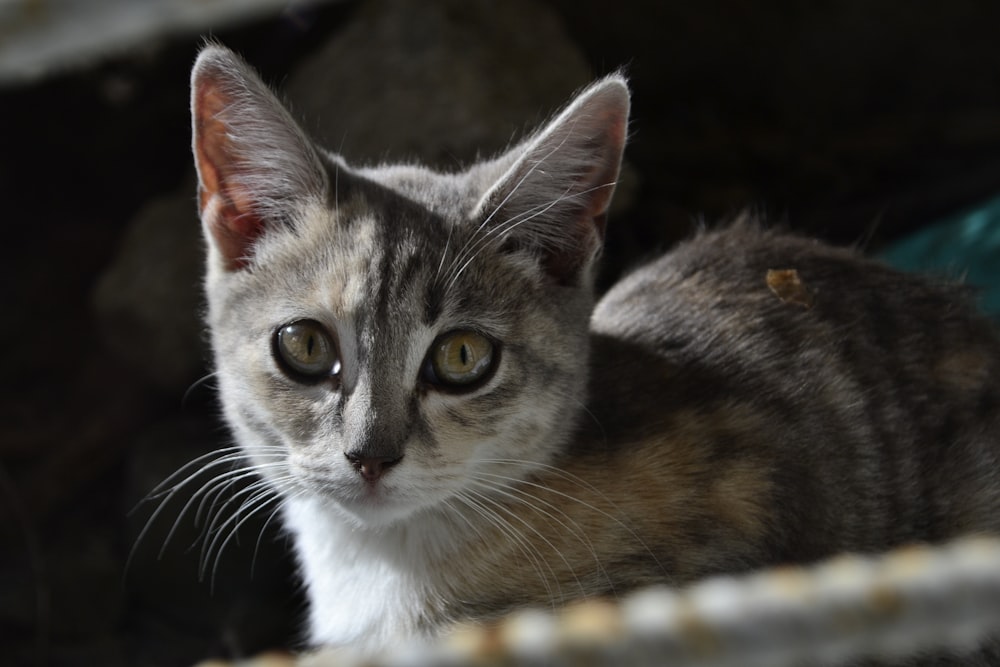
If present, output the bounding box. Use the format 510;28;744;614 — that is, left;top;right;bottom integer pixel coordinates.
189;45;1000;654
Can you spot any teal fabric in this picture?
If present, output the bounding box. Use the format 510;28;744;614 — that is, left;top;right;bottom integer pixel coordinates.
881;195;1000;319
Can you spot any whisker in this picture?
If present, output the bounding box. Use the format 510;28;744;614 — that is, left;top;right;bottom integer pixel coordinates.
251;498;294;579
193;464;284;529
126;449;262;575
434;219;457;283
444;192;572;291
443;196;566;292
570;396;607;445
204;488;283;590
439;130;577;288
450;490;560;608
464;484;586;602
444;182;616;293
471;472;616;597
133;446;247;507
166;460;286;558
198;474;284;563
475;459;668;578
198;474;292;574
127;447;288;579
182;372;219;407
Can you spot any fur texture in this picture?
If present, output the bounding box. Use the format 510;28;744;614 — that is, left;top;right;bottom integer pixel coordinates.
189;45;1000;655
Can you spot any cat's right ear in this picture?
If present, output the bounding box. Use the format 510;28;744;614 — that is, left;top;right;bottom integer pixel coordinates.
471;75;630;287
191;45;327;271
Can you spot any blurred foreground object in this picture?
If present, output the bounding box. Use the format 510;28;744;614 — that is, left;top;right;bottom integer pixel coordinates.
201;536;1000;667
0;0;335;84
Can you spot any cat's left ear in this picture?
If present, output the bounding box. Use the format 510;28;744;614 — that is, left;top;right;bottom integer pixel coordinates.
191;45;327;271
474;74;629;286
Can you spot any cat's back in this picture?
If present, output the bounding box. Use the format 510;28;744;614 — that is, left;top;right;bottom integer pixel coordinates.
593;222;1000;402
588;222;1000;557
595;221;998;358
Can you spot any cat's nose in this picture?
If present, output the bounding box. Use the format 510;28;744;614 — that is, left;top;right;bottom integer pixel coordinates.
345;452;403;482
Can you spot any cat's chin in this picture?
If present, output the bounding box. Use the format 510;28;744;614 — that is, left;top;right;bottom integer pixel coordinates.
331;496;420;528
307;483;435;529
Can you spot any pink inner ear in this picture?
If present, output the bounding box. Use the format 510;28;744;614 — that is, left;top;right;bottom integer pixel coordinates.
588;108;628;239
541;102;628;285
193;78;265;271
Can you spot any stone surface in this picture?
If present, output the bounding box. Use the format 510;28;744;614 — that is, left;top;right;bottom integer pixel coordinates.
286;0;592;168
91;175;207;393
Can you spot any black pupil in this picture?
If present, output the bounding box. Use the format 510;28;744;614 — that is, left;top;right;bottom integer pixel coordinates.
306;334;315;357
460;343;469;366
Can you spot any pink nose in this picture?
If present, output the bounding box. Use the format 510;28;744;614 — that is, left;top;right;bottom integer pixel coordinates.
345;453;403;482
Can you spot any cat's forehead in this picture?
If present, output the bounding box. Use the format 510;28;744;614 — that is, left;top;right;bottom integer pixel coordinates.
277;183;453;321
243;159;532;340
351;162;486;224
285;208;424;320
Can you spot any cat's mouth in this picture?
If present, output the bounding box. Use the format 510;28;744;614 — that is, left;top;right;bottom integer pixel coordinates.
291;463;419;523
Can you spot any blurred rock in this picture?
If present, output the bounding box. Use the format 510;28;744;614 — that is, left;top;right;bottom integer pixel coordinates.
91;174;207;393
286;0;594;167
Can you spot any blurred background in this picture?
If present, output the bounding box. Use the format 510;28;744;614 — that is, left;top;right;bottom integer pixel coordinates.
2;1;1000;665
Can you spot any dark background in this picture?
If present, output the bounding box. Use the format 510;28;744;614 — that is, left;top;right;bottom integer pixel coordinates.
3;1;1000;665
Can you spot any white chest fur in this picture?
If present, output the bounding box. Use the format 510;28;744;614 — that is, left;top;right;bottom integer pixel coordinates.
282;496;453;650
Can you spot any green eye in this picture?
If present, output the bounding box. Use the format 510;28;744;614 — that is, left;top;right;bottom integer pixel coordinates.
274;320;341;381
425;330;496;389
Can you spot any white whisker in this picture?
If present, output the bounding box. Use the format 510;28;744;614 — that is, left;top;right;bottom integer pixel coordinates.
251;498;295;578
464;483;588;602
472;459;667;578
470;471;611;585
204;487;283;589
193;464;284;529
134;446;246;504
198;473;284;555
444;182;616;293
182;372;220;406
434;220;456;283
439;129;577;288
126;448;261;573
450;489;561;608
126;446;290;582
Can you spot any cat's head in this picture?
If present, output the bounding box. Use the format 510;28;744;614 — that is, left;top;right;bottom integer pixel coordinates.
191;45;629;528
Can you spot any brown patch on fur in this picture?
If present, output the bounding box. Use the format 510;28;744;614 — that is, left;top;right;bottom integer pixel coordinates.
933;350;991;395
439;429;717;617
705;404;775;542
766;268;814;308
637;404;775;557
449;403;778;609
707;463;773;541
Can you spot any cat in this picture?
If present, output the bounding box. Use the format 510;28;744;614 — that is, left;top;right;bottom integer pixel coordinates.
189;43;1000;657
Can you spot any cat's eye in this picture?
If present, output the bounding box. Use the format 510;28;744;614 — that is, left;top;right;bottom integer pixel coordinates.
274;320;341;383
424;330;496;389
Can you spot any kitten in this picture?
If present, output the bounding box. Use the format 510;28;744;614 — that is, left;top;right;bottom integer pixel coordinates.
190;44;1000;654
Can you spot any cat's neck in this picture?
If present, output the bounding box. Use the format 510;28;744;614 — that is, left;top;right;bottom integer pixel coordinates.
283;494;458;646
